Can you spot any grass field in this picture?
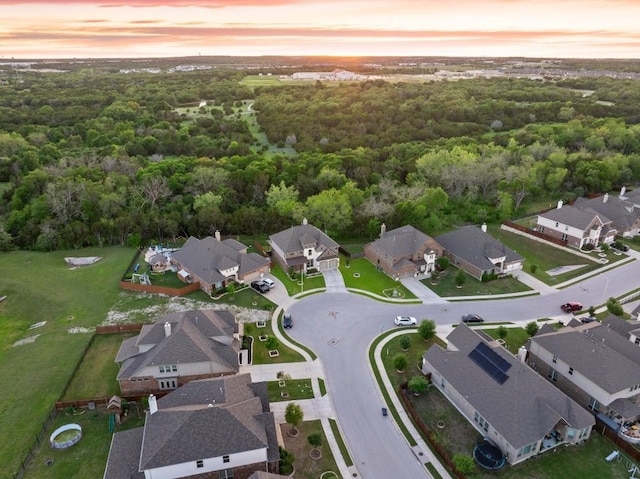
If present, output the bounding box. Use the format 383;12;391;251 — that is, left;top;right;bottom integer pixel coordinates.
424;269;533;298
244;320;305;364
340;257;417;299
0;247;136;476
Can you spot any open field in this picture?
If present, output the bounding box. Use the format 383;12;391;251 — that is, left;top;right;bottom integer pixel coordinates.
0;247;135;476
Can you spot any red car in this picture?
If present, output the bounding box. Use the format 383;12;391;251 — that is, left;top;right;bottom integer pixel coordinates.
561;302;583;313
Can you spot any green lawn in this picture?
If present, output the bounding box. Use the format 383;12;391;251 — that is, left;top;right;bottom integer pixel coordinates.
269;264;326;296
488;225;622;285
244;321;305;364
340;257;417;300
424;269;533;298
0;247;136;476
62;333;135;401
267;378;314;402
23;406;145;479
281;419;339;479
481;327;531;355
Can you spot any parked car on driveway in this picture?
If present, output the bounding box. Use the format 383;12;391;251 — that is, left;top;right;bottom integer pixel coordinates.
561;302;583;313
461;313;484;323
262;278;275;289
283;314;293;329
251;280;269;293
581;316;598;324
394;316;417;326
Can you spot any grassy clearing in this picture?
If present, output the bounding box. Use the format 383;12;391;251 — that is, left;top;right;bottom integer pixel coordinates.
244;321;305;364
424;269;533;297
0;247;135;476
62;333;135;401
23;406;145;479
340;257;417;299
380;334;444;392
481;327;531;355
267;379;314;402
280;420;339;479
240;75;285;87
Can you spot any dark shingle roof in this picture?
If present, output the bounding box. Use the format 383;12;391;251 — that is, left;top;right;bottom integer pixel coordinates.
369;225;432;258
531;322;640;394
269;224;339;255
117;310;238;380
141;374;275;469
103;427;145;479
171;236;269;285
574;195;638;230
539;205;607;230
435;226;523;271
424;325;593;450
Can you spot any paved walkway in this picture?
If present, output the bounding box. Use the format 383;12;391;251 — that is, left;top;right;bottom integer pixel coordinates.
248;252;638;478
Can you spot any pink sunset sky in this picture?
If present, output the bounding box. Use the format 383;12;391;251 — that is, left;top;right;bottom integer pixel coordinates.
1;0;639;59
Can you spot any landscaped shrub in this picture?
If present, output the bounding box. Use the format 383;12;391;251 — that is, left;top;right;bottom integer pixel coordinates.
497;326;508;340
455;268;466;287
279;446;295;474
452;453;475;474
436;257;449;270
392;354;408;372
308;432;323;448
265;336;280;350
399;335;411;351
530;264;538;274
408;375;429;395
606;297;624;316
526;321;539;337
418;320;436;341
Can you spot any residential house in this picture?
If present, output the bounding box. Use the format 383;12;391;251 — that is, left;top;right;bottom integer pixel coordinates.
170;232;271;294
363;224;440;278
103;374;280;479
268;219;340;273
573;190;640;238
536;200;616;248
422;325;594;465
115;310;240;396
527;316;640;436
434;225;524;281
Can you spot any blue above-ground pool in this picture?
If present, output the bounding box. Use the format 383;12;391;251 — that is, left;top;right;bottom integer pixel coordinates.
473;441;506;470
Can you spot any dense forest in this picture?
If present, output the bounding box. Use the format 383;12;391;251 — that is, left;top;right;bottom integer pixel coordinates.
1;58;640;251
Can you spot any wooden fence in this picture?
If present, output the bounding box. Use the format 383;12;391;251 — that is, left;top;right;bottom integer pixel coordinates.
398;380;467;479
502;220;569;247
595;417;640;464
119;280;201;296
95;323;148;335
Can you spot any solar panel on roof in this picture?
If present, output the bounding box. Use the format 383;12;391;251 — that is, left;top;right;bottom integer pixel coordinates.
468;342;511;385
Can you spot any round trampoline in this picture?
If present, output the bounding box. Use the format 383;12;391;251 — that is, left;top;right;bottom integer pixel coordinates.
50;423;82;450
473;441;506;470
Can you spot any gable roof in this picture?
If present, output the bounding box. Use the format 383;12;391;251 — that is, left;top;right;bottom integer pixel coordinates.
141;374;278;469
538;205;608;231
368;225;434;259
171;236;269;284
424;325;593;449
116;310;238;380
104;375;278;478
435;226;523;270
530;320;640;394
269;223;339;255
574;195;639;230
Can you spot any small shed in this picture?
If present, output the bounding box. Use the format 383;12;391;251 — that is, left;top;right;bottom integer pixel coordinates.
107;395;122;424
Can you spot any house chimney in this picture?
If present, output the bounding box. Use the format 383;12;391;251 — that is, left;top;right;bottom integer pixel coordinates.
517;346;527;363
215;230;221;242
148;394;158;414
557;200;563;209
603;193;609;203
380;223;386;237
302;218;308;225
164;322;171;338
621;186;627;197
481;223;487;233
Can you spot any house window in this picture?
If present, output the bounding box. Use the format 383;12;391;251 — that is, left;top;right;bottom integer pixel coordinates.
159;364;177;373
588;397;600;413
196;460;204;468
635;337;640;345
223;455;230;463
561;234;567;241
552;355;557;364
518;442;536;457
539;226;545;233
567;429;575;440
219;469;234;479
441;377;446;389
568;367;574;375
548;368;557;382
159;379;177;390
307;249;312;256
474;412;489;432
555;222;559;227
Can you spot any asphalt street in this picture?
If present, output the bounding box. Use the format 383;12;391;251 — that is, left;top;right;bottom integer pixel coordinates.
282;255;640;479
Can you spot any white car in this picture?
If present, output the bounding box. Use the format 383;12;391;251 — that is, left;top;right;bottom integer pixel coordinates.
262;278;275;289
394;316;417;326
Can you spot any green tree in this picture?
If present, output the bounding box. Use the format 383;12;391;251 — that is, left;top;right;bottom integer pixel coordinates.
497;326;508;340
392;353;408;372
606;297;624;316
308;432;323;449
305;188;352;233
284;402;304;434
452;454;475;474
265;336;279;350
455;268;466;288
408;376;429;396
279;447;295;475
265;180;301;219
436;257;449;270
526;321;539;337
399;335;411;351
417;320;436;341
